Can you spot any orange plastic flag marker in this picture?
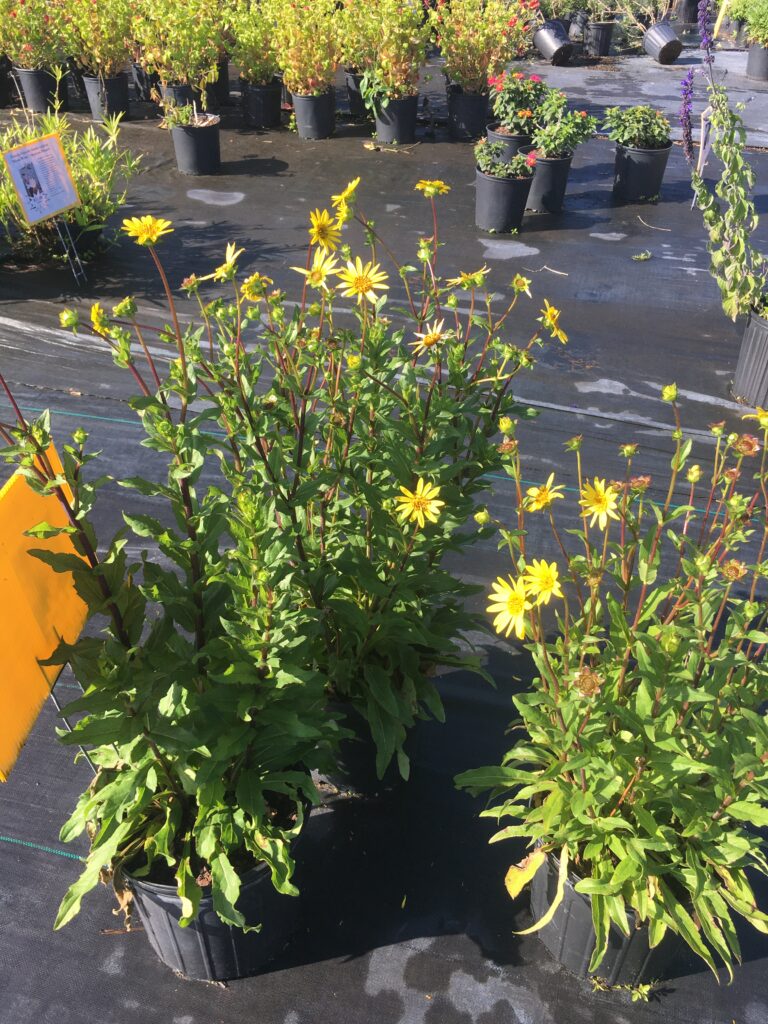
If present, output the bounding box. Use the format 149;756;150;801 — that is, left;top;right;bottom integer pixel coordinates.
0;445;87;780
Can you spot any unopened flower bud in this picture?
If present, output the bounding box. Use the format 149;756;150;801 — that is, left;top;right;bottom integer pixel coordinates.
499;416;514;435
662;383;678;402
686;464;702;484
59;308;79;330
474;508;491;526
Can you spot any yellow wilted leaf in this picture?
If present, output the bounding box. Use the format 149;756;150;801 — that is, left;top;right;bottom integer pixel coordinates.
515;845;569;936
504;848;546;900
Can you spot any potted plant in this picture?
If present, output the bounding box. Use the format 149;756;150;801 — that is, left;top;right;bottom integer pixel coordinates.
744;0;768;79
0;109;139;262
475;138;537;232
603;104;672;201
359;0;430;144
487;70;552;158
584;0;617;55
430;0;531;141
0;218;348;979
338;0;379;118
682;51;768;405
66;0;133;121
165;103;221;175
0;0;69;111
230;0;282;129
457;395;768;983
527;109;597;213
133;0;221;112
270;0;341;139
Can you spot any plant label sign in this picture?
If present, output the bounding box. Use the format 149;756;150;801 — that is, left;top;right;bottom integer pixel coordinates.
2;133;80;226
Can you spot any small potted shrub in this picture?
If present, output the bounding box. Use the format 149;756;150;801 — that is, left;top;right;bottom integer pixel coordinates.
683;58;768;405
583;0;617;55
487;70;551;157
230;0;282;129
359;0;430;144
603;104;672;202
0;110;139;262
615;0;683;62
133;0;221;112
431;0;531;140
0;0;69;111
475;138;537;232
745;0;768;80
270;0;341;139
527;109;597;213
67;0;133;121
457;394;768;984
165;103;221;175
339;0;379;118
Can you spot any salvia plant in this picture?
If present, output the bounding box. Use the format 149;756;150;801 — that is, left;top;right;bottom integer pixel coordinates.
229;0;281;87
475;138;538;178
133;0;223;100
269;0;341;96
65;0;133;79
359;0;431;107
0;0;69;69
457;393;768;978
0;178;570;926
603;105;671;149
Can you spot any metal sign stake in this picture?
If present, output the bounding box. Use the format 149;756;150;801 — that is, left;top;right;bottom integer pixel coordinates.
53;216;87;286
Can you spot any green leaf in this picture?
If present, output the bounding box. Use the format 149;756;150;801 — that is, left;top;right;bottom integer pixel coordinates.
210;851;246;930
726;801;768;827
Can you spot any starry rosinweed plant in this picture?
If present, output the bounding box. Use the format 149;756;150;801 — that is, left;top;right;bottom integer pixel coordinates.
457;391;768;978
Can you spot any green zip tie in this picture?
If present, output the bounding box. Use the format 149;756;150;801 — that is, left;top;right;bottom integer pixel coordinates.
0;834;84;862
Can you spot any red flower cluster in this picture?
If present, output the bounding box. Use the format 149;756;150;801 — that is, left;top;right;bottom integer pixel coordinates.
525;150;537;167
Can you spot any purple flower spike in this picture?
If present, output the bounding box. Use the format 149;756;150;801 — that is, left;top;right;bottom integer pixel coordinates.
698;0;715;63
680;69;695;165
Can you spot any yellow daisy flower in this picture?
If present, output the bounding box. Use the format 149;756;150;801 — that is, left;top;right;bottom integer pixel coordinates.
487;576;532;639
241;272;273;303
336;257;389;305
743;407;768;430
122;215;173;246
522;559;563;606
412;319;446;357
525;473;565;512
210;241;245;282
415;179;451;198
90;302;109;334
511;274;532;297
579;478;620;530
395;478;445;529
331;178;361;224
291;248;339;291
446;266;490;289
309;209;341;252
538;300;567;344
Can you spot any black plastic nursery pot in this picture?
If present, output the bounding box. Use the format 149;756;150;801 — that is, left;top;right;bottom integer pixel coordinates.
131;63;160;103
643;21;684;64
733;310;768;407
486;123;531;159
292;89;336;139
569;9;589;40
213;58;230;106
584;20;615;56
161;82;195;108
0;58;11;108
747;44;768;81
83;72;130;122
128;843;306;980
319;703;404;797
374;94;418;144
527;153;573;214
13;67;66;113
613;142;671;202
345;69;366;118
241;78;282;129
530;854;693;985
533;22;575;65
170;121;221;175
475;168;532;233
447;87;488;141
675;0;698;21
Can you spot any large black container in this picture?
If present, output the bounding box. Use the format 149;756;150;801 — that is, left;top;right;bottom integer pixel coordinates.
569;9;589;39
584;20;615;56
345;69;366;118
643;22;683;63
747;44;768;81
447;87;488;141
527;153;573;213
319;703;404;796
13;67;65;113
374;93;418;144
171;120;221;175
292;89;336;139
213;58;230;106
132;63;160;103
0;57;11;108
613;142;671;201
475;168;532;233
733;311;768;407
530;854;693;985
675;0;698;21
241;78;282;129
533;22;574;65
129;845;305;980
162;82;194;108
486;123;531;160
83;72;130;122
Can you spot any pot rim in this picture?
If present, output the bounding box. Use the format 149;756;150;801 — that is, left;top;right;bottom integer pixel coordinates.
486;122;532;140
529;150;574;162
126;857;271;898
615;141;673;154
476;166;534;183
170;117;221;131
